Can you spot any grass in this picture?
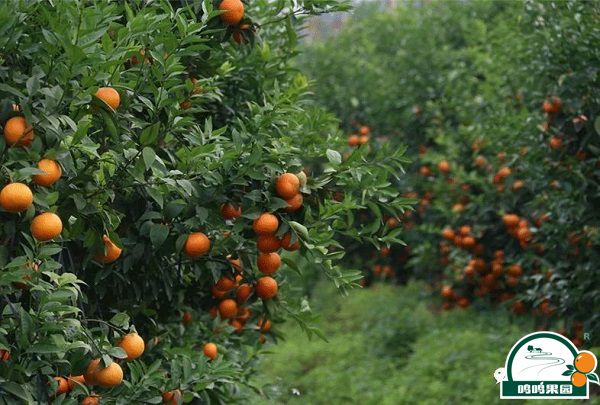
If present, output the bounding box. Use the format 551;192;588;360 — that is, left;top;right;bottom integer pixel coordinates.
248;281;589;404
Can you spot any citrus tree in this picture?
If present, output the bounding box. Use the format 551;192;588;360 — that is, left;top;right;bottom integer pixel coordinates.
302;0;600;345
0;0;411;402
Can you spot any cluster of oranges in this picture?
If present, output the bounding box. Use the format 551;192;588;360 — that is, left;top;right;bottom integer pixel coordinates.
51;332;144;401
502;213;533;249
1;114;63;242
177;172;305;379
347;125;370;147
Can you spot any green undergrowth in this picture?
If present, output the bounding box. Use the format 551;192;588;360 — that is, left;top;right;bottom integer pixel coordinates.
249;281;592;404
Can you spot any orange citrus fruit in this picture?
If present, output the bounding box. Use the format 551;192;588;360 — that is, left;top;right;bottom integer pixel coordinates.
184;232;210;257
257;252;281;274
348;135;360;146
3;116;34;146
32;159;62;187
162;389;182;405
95;87;120;110
85;358;123;387
31;212;63;241
118;333;145;361
275;173;300;199
95;235;123;263
81;395;101;405
0;182;33;213
253;213;279;235
281;232;300;251
216;276;236;291
203;342;218;360
257;234;281;253
53;376;69;395
220;203;242;220
284;193;303;213
257;318;272;333
66;374;86;390
236;283;252;303
219;299;238;319
219;0;244;24
256;276;278;300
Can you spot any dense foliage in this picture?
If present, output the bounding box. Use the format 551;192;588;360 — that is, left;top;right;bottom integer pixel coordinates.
302;0;600;345
0;0;411;402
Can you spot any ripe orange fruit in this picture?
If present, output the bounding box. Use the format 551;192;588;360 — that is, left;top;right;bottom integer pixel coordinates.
549;136;562;150
571;372;587;387
179;100;192;110
257;318;272;333
203;342;218;360
358;135;369;145
257;234;281;253
511;300;526;315
542;96;562;114
212;285;227;299
236;306;252;322
81;395;101;405
441;228;455;241
118;333;145;361
419;166;431;177
184;232;210;257
257;252;281;274
461;236;475;249
229;319;243;333
95;87;120;110
474;155;487;168
227;255;243;272
236;283;252;303
162;389;182;405
0;350;10;361
437;160;450;173
502;214;520;228
284;193;303;213
275;173;300;199
497;166;511;178
574;352;596;373
511;180;524;191
459;225;471;236
53;376;69;395
507;264;523;277
359;125;370;136
220;203;242;220
32;159;62;187
218;299;238;319
3;116;34;146
281;232;300;251
0;182;33;213
256;276;278;300
182;311;192;325
31;212;63;241
216;276;236;291
457;297;470;308
253;213;279;235
219;0;244;24
85;358;123;388
348;135;360;146
66;375;86;390
441;286;454;299
95;235;123;263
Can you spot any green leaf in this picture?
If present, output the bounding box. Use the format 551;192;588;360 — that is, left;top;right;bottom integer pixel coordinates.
288;221;309;240
595;116;600;136
140;122;160;145
0;382;33;402
142;147;156;170
326;149;342;165
150;223;169;248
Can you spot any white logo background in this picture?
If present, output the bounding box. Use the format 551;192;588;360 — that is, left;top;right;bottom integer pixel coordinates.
510;337;574;381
